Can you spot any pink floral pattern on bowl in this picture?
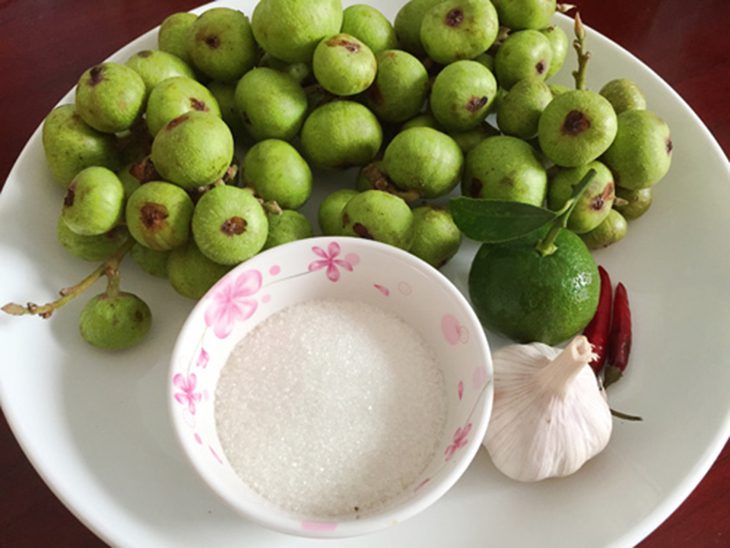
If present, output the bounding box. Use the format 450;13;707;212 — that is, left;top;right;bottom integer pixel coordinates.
307;241;357;282
169;237;493;539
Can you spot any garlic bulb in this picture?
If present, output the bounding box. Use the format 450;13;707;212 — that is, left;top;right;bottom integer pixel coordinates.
484;335;612;482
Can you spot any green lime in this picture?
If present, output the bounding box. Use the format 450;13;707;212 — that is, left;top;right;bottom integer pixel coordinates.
468;229;599;345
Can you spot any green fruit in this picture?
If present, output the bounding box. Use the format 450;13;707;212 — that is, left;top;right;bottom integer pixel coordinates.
402;113;441;131
57;220;128;262
549;83;570;96
167;240;231;299
75;63;146;133
420;0;499;65
301;101;383;168
264;210;313;249
234;67;308;141
547;161;615;233
117;157;159;199
61;167;125;236
341;4;398;54
151;110;234;189
469;228;599;345
430;60;497;132
538;89;618;167
463;136;547;206
206;80;247;137
449;124;496;153
393;0;444;57
497;77;552;138
318;189;359;235
474;52;494;71
313;34;377;96
614;186;652;220
146;77;221;136
158;12;197;65
342;190;414;249
259;54;312;84
252;0;343;63
409;205;462;267
187;7;257;83
126;181;194;250
494;30;553;89
366;49;429;123
491;0;556;30
126;49;195;98
79;292;152;350
599;78;647;114
540;25;568;79
131;243;170;278
580;209;628;249
383;127;463;198
601;109;672;190
192;185;268;265
242;139;312;209
42;105;119;186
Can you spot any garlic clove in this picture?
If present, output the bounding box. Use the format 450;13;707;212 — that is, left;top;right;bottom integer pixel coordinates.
484;336;612;482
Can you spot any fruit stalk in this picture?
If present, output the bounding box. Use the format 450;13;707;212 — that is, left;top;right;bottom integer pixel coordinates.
583;265;613;374
571;12;591;91
535;168;596;256
1;239;133;319
604;282;632;387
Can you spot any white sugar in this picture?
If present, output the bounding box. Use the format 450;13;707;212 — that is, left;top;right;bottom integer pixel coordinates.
215;298;447;518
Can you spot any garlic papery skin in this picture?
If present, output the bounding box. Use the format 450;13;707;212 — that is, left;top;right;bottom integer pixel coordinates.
484;335;612;482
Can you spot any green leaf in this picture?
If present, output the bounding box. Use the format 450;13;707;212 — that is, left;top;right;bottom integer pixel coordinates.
450;197;559;243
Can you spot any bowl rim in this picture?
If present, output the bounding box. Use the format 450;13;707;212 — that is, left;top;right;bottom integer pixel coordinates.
167;236;494;538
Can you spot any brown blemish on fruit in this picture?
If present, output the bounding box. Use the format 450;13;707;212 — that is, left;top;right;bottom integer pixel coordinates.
140;203;169;231
353;223;374;239
536;60;546;74
469;177;483;198
591;182;615;211
205;35;221;49
561;110;591;136
466;96;488;113
190;98;208;111
89;65;104;86
327;36;360;53
134;309;144;322
500;176;515;187
221;216;247;236
666;138;673;154
367;83;384;105
63;186;75;208
445;8;464;27
138;50;153;58
130;157;160;183
166;114;189;130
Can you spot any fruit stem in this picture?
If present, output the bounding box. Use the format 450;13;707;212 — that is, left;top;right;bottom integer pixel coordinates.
362;163;421;203
535;169;596;256
1;239;133;319
572;12;591;91
557;3;577;14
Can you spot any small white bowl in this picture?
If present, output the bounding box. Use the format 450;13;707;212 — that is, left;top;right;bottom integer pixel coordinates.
169;236;493;538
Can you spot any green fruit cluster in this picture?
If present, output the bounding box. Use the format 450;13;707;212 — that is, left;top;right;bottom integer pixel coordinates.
38;0;672;351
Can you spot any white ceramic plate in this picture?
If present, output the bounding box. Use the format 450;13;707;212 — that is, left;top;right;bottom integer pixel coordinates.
1;1;728;547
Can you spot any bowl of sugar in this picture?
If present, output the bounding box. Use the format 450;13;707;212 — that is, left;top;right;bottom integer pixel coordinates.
169;236;493;538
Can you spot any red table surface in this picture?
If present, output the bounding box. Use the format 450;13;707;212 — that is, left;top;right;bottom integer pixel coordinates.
1;0;728;546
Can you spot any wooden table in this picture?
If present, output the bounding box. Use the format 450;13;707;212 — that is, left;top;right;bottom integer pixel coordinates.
1;0;728;546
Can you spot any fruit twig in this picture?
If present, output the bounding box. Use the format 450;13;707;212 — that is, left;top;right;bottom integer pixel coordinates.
362;163;421;203
557;3;577;14
2;239;133;319
572;12;591;91
535;169;596;256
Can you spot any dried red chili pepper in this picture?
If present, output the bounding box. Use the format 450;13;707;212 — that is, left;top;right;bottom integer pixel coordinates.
604;282;632;388
583;265;612;374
